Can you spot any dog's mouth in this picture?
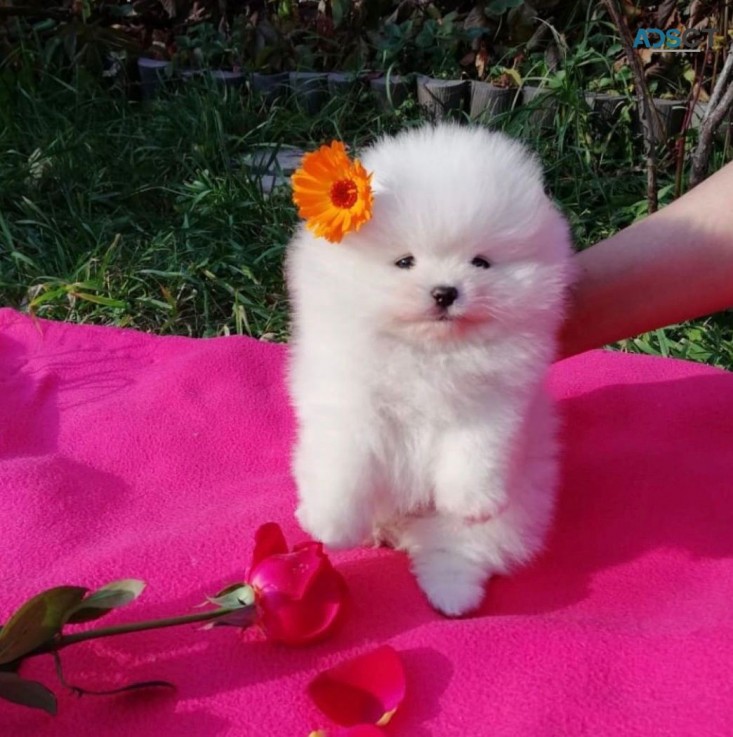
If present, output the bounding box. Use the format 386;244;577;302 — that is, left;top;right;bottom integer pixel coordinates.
393;308;487;331
430;309;489;328
432;307;474;323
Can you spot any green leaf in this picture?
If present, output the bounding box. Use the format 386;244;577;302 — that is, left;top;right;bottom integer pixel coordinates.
332;0;350;28
29;286;68;309
485;0;523;16
66;579;146;624
69;292;126;308
206;584;255;610
0;673;57;715
0;587;88;665
501;67;522;86
0;656;19;673
213;582;247;598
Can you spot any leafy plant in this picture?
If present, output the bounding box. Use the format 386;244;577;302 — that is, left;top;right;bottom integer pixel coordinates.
173;21;252;70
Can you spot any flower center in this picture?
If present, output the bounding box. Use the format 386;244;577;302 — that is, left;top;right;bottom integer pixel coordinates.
329;178;358;209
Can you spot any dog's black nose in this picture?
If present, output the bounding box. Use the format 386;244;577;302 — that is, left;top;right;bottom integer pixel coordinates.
431;286;459;308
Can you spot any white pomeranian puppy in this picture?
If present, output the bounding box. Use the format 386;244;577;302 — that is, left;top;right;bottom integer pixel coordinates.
286;124;574;616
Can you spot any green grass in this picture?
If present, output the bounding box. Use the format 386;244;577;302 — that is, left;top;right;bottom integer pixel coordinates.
0;65;731;369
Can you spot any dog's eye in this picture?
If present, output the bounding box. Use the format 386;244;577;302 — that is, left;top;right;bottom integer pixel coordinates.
471;256;491;269
395;256;415;269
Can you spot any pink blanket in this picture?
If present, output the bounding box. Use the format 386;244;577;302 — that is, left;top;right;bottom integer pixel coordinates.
2;307;733;737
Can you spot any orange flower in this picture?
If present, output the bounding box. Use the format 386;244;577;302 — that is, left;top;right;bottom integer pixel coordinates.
292;142;373;243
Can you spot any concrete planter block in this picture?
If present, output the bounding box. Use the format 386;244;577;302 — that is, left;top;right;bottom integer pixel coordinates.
289;72;329;115
469;81;518;123
521;85;558;128
370;75;413;111
416;76;469;119
585;92;627;129
243;145;306;194
138;57;172;100
250;72;290;104
649;98;687;140
327;72;364;96
181;69;246;89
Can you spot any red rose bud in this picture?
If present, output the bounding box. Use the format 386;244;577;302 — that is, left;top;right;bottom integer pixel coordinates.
247;523;347;646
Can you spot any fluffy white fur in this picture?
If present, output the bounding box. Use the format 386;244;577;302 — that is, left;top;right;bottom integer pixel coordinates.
286;124;574;616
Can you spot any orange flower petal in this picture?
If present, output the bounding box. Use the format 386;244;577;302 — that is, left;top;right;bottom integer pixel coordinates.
291;142;373;244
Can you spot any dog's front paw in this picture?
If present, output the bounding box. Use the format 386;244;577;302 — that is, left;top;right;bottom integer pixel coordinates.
437;489;508;523
293;430;376;549
433;432;509;522
296;500;371;550
411;549;488;617
434;467;508;522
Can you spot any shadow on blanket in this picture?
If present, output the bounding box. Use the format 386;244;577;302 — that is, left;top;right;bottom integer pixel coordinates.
486;372;733;618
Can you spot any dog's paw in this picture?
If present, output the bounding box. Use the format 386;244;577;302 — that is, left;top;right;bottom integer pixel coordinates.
295;501;371;550
372;516;411;549
433;442;508;522
463;498;510;525
411;549;488;617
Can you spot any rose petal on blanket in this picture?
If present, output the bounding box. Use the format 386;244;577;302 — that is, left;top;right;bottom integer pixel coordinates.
308;725;386;737
307;646;405;727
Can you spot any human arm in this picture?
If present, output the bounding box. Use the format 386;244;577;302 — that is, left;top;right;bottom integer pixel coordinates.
559;160;733;359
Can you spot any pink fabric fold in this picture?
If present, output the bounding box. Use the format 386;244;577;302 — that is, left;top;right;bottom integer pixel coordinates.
1;307;732;737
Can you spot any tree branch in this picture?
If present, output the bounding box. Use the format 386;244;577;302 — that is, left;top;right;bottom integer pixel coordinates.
603;0;659;213
690;49;733;188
